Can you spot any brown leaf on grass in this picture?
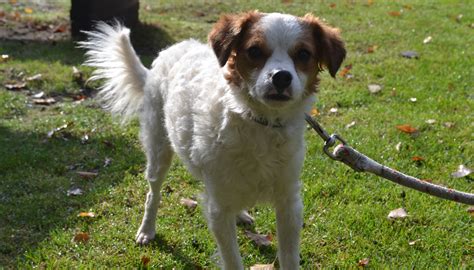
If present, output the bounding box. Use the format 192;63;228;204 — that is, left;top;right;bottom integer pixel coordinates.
451;165;472;178
4;81;27;90
180;198;198;210
310;107;319;117
141;255;151;267
77;171;98;179
358;258;370;267
32;97;56;105
387;208;408;219
339;64;352;78
411;156;424;161
245;230;272;247
396;124;418;134
24;7;33;14
250;264;275;270
78;212;95;218
72;232;89;243
366;0;374;6
53;23;68;33
467;207;474;216
367;45;377;53
329;3;336;8
388;11;401;17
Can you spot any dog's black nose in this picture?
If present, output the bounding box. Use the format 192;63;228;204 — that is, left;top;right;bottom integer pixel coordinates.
272;70;292;92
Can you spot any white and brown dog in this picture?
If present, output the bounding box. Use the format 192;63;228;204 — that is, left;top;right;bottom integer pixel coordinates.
81;11;345;269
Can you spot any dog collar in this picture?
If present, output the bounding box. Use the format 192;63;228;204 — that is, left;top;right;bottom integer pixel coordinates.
246;112;284;128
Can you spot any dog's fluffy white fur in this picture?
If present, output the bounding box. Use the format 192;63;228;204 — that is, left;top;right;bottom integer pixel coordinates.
80;12;344;269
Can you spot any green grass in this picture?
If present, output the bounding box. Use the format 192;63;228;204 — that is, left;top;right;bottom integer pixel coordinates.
1;0;473;268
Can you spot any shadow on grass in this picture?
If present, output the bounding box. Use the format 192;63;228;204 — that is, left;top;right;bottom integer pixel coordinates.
0;124;143;267
0;21;175;66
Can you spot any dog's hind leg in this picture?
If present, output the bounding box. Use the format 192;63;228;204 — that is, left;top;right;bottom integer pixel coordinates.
136;101;173;244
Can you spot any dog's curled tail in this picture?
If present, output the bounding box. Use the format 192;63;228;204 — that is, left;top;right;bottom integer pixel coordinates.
79;21;148;122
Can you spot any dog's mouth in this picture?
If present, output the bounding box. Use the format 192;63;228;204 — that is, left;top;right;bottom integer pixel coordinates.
265;93;291;101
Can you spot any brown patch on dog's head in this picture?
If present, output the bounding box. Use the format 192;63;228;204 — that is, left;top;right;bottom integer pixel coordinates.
300;14;346;78
208;11;263;67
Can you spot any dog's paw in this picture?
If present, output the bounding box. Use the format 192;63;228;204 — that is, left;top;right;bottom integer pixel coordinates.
236;210;255;226
135;228;156;245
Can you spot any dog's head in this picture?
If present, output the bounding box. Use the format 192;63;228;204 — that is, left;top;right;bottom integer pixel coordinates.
209;12;345;109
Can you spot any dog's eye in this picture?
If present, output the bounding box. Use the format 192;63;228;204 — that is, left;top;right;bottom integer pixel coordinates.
247;46;263;59
296;49;311;62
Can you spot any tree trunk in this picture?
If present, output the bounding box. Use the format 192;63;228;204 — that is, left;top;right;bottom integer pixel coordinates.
70;0;139;38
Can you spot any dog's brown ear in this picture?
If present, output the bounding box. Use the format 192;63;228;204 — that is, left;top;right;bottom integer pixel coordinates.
302;14;346;78
208;11;261;67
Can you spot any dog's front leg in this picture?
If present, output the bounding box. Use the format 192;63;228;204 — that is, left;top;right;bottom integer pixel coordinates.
275;194;303;269
207;202;243;270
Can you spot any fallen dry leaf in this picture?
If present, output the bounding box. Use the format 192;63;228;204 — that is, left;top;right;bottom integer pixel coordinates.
32;91;45;98
77;171;98;179
411;156;424;161
409;239;421;246
104;157;112;167
368;84;382;94
53;23;68;33
367;45;377;53
250;264;275;270
388;208;408;219
67;187;83;196
26;73;43;81
180;198;198;210
395;142;402;152
423;36;433;44
24;7;33;14
358;258;370;267
72;232;89;243
329;3;336;8
47;122;73;138
388;11;401;17
310;107;319;117
451;165;472;178
467;207;474;216
443;122;455;128
4;82;27;90
32;97;56;105
78;212;95;218
396;124;418;134
0;54;9;62
345;121;356;129
245;230;272;247
141;255;151;267
339;64;353;78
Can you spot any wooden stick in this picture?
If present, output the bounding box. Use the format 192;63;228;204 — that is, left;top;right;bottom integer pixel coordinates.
333;144;474;205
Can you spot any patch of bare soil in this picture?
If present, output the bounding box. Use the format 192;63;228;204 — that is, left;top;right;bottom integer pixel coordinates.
0;3;70;41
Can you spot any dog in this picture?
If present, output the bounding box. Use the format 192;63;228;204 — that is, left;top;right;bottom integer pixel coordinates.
80;11;345;269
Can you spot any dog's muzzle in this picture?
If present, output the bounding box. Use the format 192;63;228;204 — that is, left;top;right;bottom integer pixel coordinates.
265;70;292;101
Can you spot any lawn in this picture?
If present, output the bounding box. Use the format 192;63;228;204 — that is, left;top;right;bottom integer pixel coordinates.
0;0;473;268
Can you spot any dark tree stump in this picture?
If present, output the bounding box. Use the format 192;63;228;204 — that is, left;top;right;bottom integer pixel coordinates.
70;0;139;39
